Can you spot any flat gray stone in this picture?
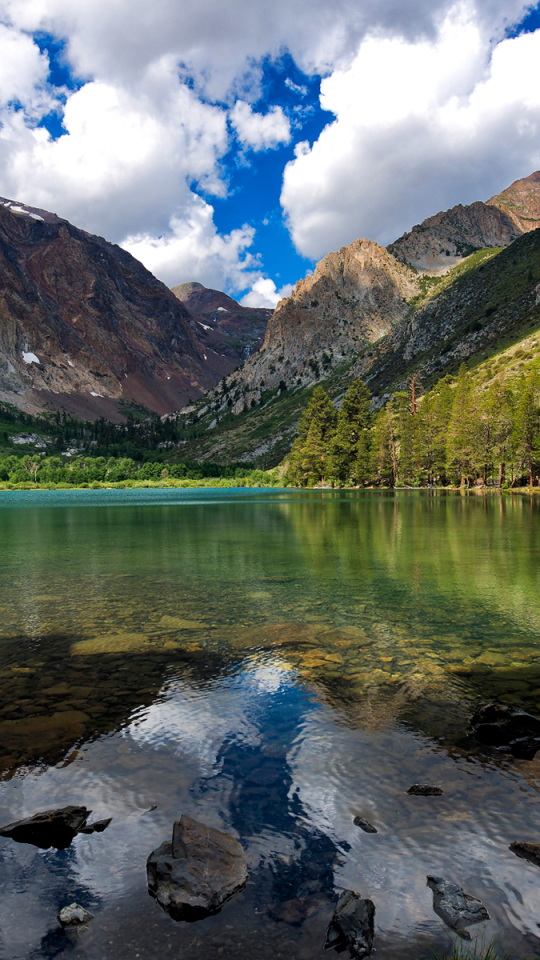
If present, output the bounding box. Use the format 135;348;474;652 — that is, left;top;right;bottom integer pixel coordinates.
427;876;490;939
324;890;375;958
147;814;248;921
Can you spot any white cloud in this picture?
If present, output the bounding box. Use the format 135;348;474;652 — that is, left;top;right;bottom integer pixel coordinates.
281;10;540;259
240;277;294;308
123;196;257;290
230;100;291;151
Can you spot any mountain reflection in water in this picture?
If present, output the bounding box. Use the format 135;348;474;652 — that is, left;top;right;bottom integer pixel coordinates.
0;489;540;959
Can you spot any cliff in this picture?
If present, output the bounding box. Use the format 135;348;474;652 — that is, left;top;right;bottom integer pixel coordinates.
0;198;220;419
171;282;271;368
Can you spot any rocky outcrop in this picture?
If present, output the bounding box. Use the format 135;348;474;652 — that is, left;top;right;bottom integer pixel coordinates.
209;240;418;408
388;171;540;273
488;170;540;234
0;198;220;419
147;815;248;921
172;282;271;368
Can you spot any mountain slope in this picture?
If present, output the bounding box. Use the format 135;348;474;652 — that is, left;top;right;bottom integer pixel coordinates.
168;229;540;467
387;170;540;273
172;282;271;369
214;239;418;410
0;198;219;419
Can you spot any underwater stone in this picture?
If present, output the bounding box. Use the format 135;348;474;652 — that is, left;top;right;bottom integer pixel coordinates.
407;784;444;796
427;876;490;939
353;817;377;833
470;703;540;760
147;814;248;921
324;890;375;958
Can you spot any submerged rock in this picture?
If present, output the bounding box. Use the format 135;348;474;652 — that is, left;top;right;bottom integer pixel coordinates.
353;817;377;834
427;876;490;939
0;806;91;849
470;703;540;760
407;784;444;796
324;890;375;958
147;814;248;921
509;841;540;868
269;894;323;926
57;903;94;926
80;817;112;835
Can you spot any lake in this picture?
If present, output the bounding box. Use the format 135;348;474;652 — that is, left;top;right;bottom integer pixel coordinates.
1;488;540;959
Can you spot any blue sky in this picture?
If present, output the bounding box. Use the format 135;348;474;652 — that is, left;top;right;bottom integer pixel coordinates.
0;0;539;305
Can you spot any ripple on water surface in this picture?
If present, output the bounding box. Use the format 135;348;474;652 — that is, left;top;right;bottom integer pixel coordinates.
1;489;540;959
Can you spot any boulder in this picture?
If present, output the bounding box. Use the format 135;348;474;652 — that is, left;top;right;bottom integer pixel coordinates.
470;703;540;760
407;785;443;796
57;903;94;926
427;876;490;939
0;806;90;849
509;841;540;868
324;890;375;958
353;817;377;834
147;815;248;921
80;817;112;835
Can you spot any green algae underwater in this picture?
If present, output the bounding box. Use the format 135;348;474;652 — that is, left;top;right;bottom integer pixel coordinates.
1;487;540;960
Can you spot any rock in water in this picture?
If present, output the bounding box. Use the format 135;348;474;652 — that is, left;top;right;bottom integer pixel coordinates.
324;890;375;958
80;817;112;835
427;876;490;939
147;814;248;921
0;806;90;849
353;817;378;834
509;841;540;868
57;903;94;926
407;785;444;796
470;703;540;760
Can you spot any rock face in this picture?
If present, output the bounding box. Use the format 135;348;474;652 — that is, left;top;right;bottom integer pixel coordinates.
0;805;91;849
147;815;248;921
470;703;540;760
324;890;375;958
172;282;271;367
427;876;490;939
488;171;540;235
211;239;418;404
0;198;219;419
388;171;540;273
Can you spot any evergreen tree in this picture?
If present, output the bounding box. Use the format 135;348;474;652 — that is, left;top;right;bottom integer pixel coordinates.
327;379;371;486
393;392;416;485
513;370;540;486
286;386;336;486
446;365;476;486
371;406;397;487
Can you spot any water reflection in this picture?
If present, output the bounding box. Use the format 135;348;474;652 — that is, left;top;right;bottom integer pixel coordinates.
0;490;540;958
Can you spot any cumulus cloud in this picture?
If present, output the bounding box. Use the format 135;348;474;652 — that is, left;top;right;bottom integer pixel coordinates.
240;277;294;308
230;101;290;151
123;196;257;290
0;0;537;297
281;9;540;259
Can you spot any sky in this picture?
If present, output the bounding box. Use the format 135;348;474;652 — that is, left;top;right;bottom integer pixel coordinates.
0;1;539;307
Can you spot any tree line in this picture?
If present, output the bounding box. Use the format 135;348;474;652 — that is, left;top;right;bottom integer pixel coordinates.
284;365;540;488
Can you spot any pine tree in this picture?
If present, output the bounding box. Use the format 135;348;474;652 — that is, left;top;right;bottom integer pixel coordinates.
513;370;540;486
286;386;336;486
371;406;397;487
446;365;476;486
327;379;371;485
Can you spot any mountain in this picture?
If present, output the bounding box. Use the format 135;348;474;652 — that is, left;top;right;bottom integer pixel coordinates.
387;171;540;273
0;198;224;420
171;282;271;368
214;239;418;409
